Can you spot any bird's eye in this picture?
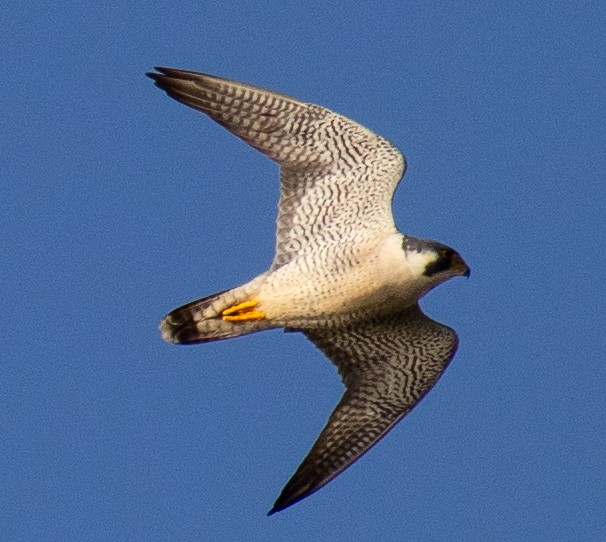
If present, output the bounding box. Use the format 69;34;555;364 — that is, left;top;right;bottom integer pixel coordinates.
423;250;452;276
440;249;453;261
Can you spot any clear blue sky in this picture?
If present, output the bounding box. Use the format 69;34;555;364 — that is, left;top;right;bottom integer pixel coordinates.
3;1;605;540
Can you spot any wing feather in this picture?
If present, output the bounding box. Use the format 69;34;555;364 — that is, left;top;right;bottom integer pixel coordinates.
147;67;405;267
268;305;458;514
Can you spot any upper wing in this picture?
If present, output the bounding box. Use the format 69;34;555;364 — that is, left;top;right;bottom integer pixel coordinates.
269;305;458;514
147;67;405;268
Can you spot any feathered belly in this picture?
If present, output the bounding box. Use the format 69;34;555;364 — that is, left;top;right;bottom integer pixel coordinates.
257;262;419;324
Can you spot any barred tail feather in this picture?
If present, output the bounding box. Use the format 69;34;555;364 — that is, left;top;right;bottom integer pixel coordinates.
160;288;275;344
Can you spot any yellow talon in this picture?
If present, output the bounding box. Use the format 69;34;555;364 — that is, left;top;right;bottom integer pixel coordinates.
222;299;266;322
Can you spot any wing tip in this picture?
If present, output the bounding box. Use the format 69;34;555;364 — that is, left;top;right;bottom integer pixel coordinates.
267;473;329;515
267;490;308;516
146;66;219;86
146;67;183;93
267;506;280;517
146;66;230;112
146;66;195;78
145;66;171;81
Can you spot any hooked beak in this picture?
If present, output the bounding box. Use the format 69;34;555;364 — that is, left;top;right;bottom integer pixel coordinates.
453;253;470;278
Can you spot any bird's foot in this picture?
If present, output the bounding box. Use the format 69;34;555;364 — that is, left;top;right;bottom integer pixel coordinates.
222;299;266;321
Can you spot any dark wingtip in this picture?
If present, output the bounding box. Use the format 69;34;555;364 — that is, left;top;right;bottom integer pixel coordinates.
267;496;285;516
267;506;278;517
146;69;167;92
147;66;203;81
267;481;318;516
146;67;204;104
146;67;174;89
267;496;295;516
267;487;298;515
146;67;179;89
146;66;164;79
147;66;172;76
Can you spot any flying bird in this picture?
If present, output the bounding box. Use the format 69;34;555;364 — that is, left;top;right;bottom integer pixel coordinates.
148;67;470;515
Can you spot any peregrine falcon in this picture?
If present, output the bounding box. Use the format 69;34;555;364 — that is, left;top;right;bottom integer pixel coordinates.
148;67;470;515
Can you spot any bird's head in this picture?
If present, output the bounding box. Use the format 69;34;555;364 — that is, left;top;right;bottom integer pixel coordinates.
402;236;470;291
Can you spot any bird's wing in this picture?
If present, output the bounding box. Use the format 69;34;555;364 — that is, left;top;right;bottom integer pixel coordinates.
147;68;405;268
269;305;458;514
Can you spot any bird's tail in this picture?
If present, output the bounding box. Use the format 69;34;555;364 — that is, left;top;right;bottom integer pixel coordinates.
160;284;276;344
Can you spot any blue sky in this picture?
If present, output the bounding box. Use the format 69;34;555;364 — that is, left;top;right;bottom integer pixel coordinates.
2;1;605;540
